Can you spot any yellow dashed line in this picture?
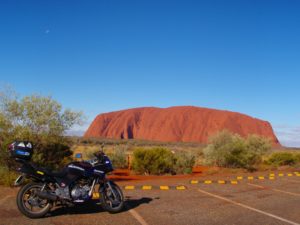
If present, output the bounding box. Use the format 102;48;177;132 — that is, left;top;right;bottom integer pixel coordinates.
231;180;238;184
176;185;186;190
258;176;265;180
142;185;152;190
278;173;284;177
204;180;212;184
218;180;226;184
248;176;254;180
237;176;243;180
287;173;293;177
269;173;275;177
269;177;275;180
190;180;199;184
160;186;169;190
296;174;300;177
125;185;135;190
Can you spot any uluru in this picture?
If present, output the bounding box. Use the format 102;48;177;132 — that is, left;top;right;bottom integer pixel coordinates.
84;106;280;145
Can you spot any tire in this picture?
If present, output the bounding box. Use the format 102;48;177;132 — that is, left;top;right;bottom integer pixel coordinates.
17;183;51;218
100;181;124;213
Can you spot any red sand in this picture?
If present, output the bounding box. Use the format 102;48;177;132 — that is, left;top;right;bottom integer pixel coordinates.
109;167;204;182
84;106;280;145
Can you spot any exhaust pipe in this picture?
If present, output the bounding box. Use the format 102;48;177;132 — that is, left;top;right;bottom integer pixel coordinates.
36;191;58;201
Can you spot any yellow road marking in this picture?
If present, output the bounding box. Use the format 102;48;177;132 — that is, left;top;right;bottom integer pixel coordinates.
258;176;265;180
125;185;135;190
248;176;254;180
248;183;300;197
278;173;284;177
269;173;275;177
237;176;243;180
269;177;275;180
231;180;238;184
287;173;293;177
218;180;225;184
176;185;186;190
197;189;300;225
204;180;212;184
190;180;199;184
142;185;152;190
160;186;169;190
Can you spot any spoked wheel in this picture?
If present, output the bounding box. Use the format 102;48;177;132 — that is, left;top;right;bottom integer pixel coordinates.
17;183;51;218
100;181;124;213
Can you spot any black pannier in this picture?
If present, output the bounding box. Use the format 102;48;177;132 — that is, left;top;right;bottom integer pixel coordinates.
9;141;33;160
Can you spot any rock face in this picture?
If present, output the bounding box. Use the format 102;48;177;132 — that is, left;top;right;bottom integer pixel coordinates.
84;106;280;145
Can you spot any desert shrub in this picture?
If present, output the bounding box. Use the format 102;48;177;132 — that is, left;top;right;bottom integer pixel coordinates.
108;145;128;169
203;130;271;170
267;152;300;166
174;151;195;174
132;147;175;175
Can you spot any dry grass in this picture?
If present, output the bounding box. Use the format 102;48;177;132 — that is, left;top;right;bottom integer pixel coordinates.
70;137;299;170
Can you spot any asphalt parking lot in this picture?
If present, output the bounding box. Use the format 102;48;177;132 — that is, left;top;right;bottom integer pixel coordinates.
0;172;299;225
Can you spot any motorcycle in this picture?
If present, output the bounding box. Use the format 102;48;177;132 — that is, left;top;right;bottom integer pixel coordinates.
9;141;124;218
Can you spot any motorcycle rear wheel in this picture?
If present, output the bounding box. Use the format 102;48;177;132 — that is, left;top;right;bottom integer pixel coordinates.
17;183;51;218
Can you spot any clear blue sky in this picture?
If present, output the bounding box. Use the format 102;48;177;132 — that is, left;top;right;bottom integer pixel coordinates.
0;0;299;146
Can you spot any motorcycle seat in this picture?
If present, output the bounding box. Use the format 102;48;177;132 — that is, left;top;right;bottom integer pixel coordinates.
45;168;68;178
30;163;67;178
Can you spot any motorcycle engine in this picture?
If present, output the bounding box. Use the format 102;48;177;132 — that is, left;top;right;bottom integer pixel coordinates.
71;182;91;201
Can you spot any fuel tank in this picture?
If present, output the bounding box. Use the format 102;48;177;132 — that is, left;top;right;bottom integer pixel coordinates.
55;161;94;187
67;161;94;177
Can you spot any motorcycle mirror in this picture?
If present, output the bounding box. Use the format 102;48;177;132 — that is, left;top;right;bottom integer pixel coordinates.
100;143;105;152
75;153;82;159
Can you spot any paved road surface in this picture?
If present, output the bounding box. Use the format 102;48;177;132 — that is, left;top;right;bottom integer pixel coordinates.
0;172;299;225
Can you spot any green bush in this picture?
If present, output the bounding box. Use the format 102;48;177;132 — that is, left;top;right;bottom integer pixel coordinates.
174;151;195;174
267;152;300;166
0;88;83;169
203;130;271;170
108;146;128;169
132;147;175;175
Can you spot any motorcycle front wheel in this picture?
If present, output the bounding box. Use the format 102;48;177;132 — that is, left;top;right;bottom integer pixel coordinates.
16;183;51;218
100;181;124;213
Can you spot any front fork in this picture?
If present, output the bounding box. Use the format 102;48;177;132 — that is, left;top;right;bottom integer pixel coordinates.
99;179;118;200
89;178;99;199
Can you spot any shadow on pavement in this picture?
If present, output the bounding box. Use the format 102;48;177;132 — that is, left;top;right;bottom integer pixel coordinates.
47;197;153;217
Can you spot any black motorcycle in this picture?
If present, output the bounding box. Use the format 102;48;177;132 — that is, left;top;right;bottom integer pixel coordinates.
9;141;124;218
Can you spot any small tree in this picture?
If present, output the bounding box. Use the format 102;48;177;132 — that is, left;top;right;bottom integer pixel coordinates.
0;88;84;169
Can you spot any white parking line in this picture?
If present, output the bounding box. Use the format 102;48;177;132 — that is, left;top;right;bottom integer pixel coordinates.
129;209;149;225
197;188;300;225
248;183;300;197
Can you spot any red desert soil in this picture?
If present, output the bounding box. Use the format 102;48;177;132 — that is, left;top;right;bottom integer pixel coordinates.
84;106;280;145
109;167;205;181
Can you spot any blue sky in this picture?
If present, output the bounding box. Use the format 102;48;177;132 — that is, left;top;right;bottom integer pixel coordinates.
0;0;299;146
